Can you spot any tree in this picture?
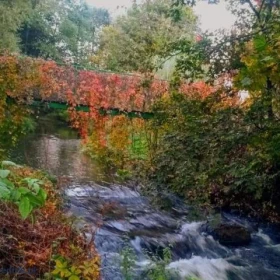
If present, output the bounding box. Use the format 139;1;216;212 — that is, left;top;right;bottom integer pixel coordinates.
18;0;110;65
146;0;280;221
234;0;280;119
59;0;110;65
0;0;31;52
95;0;197;73
19;0;64;60
166;0;280;81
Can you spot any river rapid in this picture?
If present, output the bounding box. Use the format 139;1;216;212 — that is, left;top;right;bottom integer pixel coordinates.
9;116;280;280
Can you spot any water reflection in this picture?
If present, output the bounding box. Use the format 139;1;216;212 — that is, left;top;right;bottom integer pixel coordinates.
9;116;101;182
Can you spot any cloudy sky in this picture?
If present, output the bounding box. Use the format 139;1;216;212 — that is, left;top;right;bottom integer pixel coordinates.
86;0;132;10
85;0;236;31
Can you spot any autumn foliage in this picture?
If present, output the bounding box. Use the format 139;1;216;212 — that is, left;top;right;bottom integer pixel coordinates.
0;54;240;176
0;165;100;279
0;54;225;117
0;54;226;151
0;55;169;135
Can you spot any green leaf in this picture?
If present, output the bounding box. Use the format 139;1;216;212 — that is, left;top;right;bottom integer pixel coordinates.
26;193;44;206
1;161;17;167
0;178;15;189
38;189;47;201
23;178;43;193
0;170;10;179
19;197;32;219
241;77;252;87
70;266;81;274
31;183;40;194
18;187;31;194
0;180;7;188
261;56;273;62
11;189;21;201
253;35;267;51
0;178;14;189
52;260;72;277
69;276;80;280
23;178;37;187
0;185;11;199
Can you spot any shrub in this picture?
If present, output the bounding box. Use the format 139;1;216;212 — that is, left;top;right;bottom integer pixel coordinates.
149;92;280;221
0;162;100;279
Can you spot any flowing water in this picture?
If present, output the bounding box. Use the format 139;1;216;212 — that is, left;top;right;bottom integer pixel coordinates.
9;116;280;280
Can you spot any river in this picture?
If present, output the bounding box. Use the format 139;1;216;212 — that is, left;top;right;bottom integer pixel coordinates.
9;116;280;280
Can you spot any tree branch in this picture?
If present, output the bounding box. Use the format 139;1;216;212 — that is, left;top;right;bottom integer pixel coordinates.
245;0;261;21
259;0;266;14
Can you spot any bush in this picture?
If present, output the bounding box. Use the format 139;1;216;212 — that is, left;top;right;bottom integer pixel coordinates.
0;162;100;279
149;92;280;221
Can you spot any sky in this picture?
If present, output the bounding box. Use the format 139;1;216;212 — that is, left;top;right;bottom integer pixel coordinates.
193;1;236;31
85;0;236;32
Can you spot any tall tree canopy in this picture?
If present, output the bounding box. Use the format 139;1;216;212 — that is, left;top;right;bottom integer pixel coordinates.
167;0;280;82
95;0;198;73
0;0;110;66
19;0;110;65
59;2;110;65
0;0;30;52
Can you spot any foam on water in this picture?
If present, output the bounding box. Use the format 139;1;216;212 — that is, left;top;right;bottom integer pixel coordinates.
255;229;273;245
180;222;227;255
168;256;235;280
265;244;280;253
107;221;132;232
255;229;280;254
66;186;93;197
181;222;204;234
131;236;142;253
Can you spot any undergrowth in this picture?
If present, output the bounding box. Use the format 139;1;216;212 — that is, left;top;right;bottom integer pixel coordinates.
0;161;100;280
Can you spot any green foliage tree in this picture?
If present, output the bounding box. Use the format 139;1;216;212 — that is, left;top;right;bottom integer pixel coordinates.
166;0;280;82
58;0;110;65
150;89;280;220
18;0;110;65
0;0;110;65
0;0;31;52
147;0;280;221
96;0;197;73
18;0;64;60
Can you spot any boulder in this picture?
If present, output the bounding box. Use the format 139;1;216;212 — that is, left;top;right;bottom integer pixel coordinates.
212;223;251;246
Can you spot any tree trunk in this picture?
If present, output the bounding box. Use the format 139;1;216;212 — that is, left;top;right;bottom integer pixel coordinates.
266;77;274;119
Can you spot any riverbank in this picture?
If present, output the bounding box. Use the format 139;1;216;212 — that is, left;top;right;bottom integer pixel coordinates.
0;162;100;280
6;114;280;280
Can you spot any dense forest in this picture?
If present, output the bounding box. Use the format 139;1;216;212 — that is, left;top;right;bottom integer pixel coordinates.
1;0;280;279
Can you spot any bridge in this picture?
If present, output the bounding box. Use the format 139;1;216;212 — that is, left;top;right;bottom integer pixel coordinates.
2;55;201;120
31;99;155;119
18;59;170;119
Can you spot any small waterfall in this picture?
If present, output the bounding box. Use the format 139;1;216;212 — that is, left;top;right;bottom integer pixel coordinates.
168;256;237;280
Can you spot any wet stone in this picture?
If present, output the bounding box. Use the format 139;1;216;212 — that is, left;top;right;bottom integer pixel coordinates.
212;224;252;246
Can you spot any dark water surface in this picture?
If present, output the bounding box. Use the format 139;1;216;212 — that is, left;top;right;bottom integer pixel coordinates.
9;116;280;280
9;116;101;182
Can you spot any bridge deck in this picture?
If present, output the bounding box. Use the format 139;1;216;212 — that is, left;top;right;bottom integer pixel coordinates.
32;100;154;119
